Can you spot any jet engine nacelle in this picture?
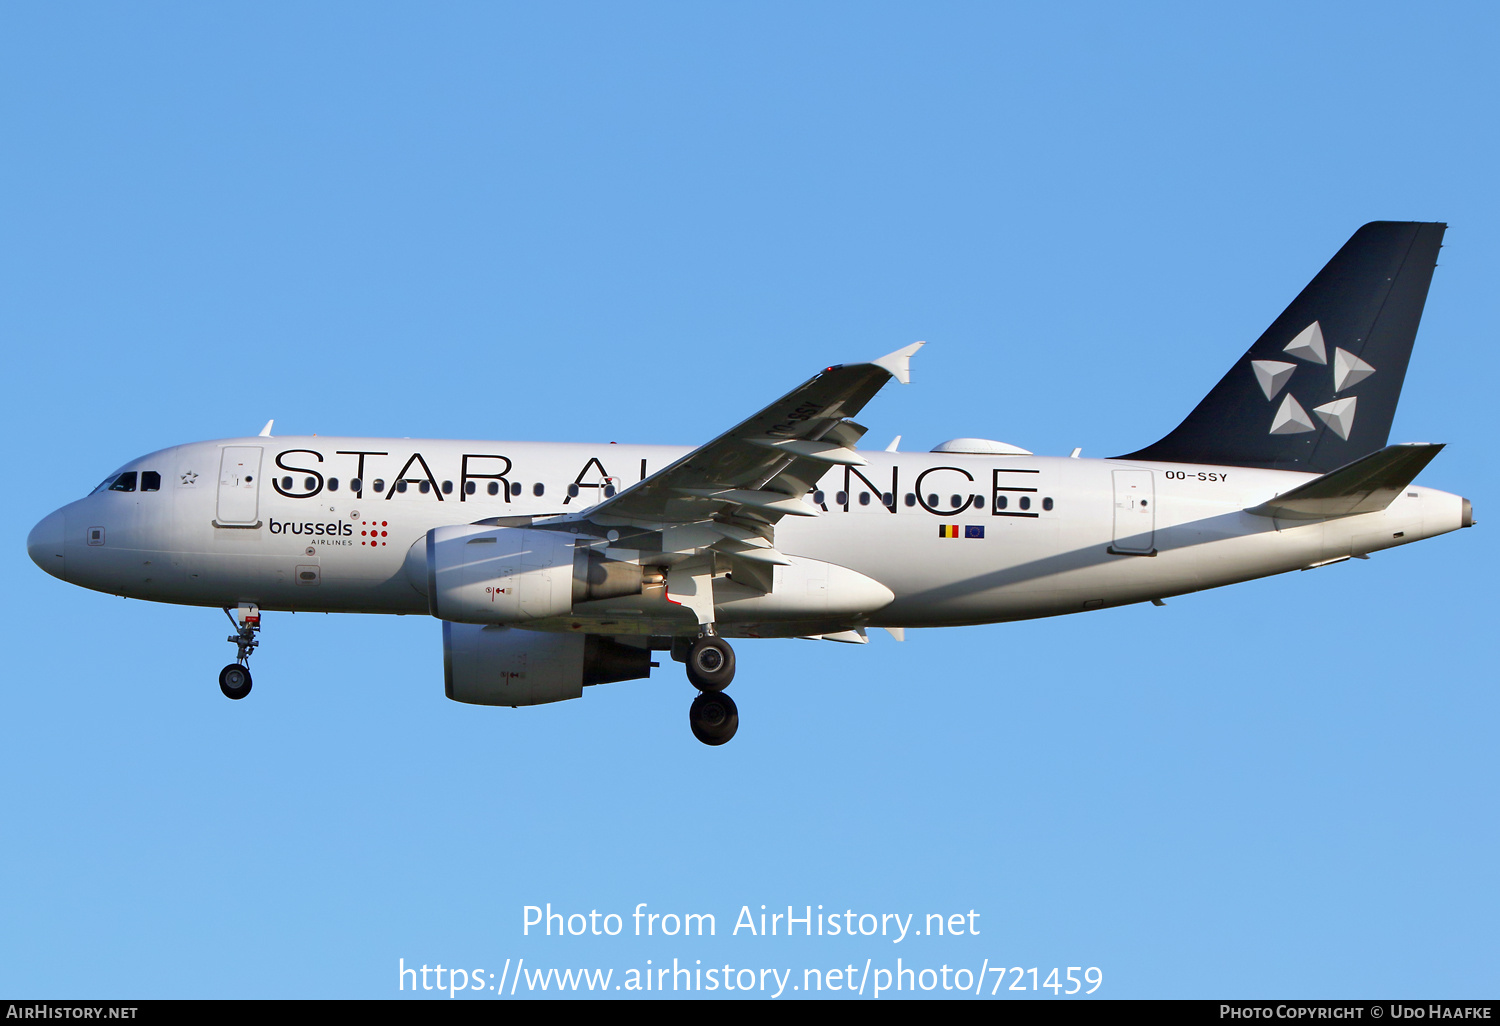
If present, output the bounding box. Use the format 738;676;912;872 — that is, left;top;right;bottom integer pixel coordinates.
427;524;579;623
443;622;652;707
423;524;646;623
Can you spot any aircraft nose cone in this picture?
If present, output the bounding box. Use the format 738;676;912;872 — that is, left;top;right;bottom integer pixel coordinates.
27;508;66;580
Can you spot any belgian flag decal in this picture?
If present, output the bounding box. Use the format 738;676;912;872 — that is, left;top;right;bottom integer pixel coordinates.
939;525;984;539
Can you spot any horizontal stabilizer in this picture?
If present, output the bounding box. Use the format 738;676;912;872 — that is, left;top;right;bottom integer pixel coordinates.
1245;443;1443;520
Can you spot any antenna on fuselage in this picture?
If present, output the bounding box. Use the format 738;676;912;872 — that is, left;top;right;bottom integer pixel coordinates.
258;419;274;438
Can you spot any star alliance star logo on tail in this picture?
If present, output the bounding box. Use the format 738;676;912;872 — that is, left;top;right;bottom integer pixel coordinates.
1253;320;1376;440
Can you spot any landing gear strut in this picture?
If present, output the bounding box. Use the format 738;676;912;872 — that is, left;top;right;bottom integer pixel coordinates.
679;626;738;745
219;604;259;700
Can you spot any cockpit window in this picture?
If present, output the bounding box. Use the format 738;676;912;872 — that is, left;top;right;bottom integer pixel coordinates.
108;472;138;493
141;471;161;492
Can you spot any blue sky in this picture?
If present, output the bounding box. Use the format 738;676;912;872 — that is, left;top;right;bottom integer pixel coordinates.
2;2;1495;999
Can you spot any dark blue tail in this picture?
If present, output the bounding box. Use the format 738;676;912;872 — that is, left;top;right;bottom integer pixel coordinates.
1118;222;1446;472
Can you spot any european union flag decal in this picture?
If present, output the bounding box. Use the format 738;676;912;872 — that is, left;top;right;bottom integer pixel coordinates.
965;525;984;539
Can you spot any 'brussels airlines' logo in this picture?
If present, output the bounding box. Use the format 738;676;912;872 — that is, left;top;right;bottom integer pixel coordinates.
268;518;354;538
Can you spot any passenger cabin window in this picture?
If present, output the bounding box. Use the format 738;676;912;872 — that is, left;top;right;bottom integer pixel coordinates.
488;482;500;496
109;472;138;492
141;471;161;492
533;483;545;497
442;481;453;494
1043;497;1054;511
328;478;339;491
373;479;386;492
858;492;870;505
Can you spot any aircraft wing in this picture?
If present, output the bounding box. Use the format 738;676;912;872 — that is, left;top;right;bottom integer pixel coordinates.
549;342;922;552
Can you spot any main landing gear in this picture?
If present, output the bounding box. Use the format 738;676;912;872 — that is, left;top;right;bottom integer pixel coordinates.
679;629;738;746
219;604;260;700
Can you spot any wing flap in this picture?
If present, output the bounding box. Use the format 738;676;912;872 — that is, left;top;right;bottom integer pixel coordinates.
746;437;869;466
675;488;821;517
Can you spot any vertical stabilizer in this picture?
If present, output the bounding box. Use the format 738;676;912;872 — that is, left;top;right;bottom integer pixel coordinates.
1117;222;1446;472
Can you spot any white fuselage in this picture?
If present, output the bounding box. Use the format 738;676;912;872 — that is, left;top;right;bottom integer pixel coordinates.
28;436;1470;637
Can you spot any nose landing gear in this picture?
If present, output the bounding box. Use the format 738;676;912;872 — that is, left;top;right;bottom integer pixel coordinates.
219;604;260;700
677;627;738;745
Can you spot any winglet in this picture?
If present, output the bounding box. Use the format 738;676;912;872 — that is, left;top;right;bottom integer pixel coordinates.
872;341;924;385
258;419;274;438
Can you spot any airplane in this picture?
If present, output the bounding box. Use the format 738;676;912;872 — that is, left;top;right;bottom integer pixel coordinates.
26;221;1474;745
